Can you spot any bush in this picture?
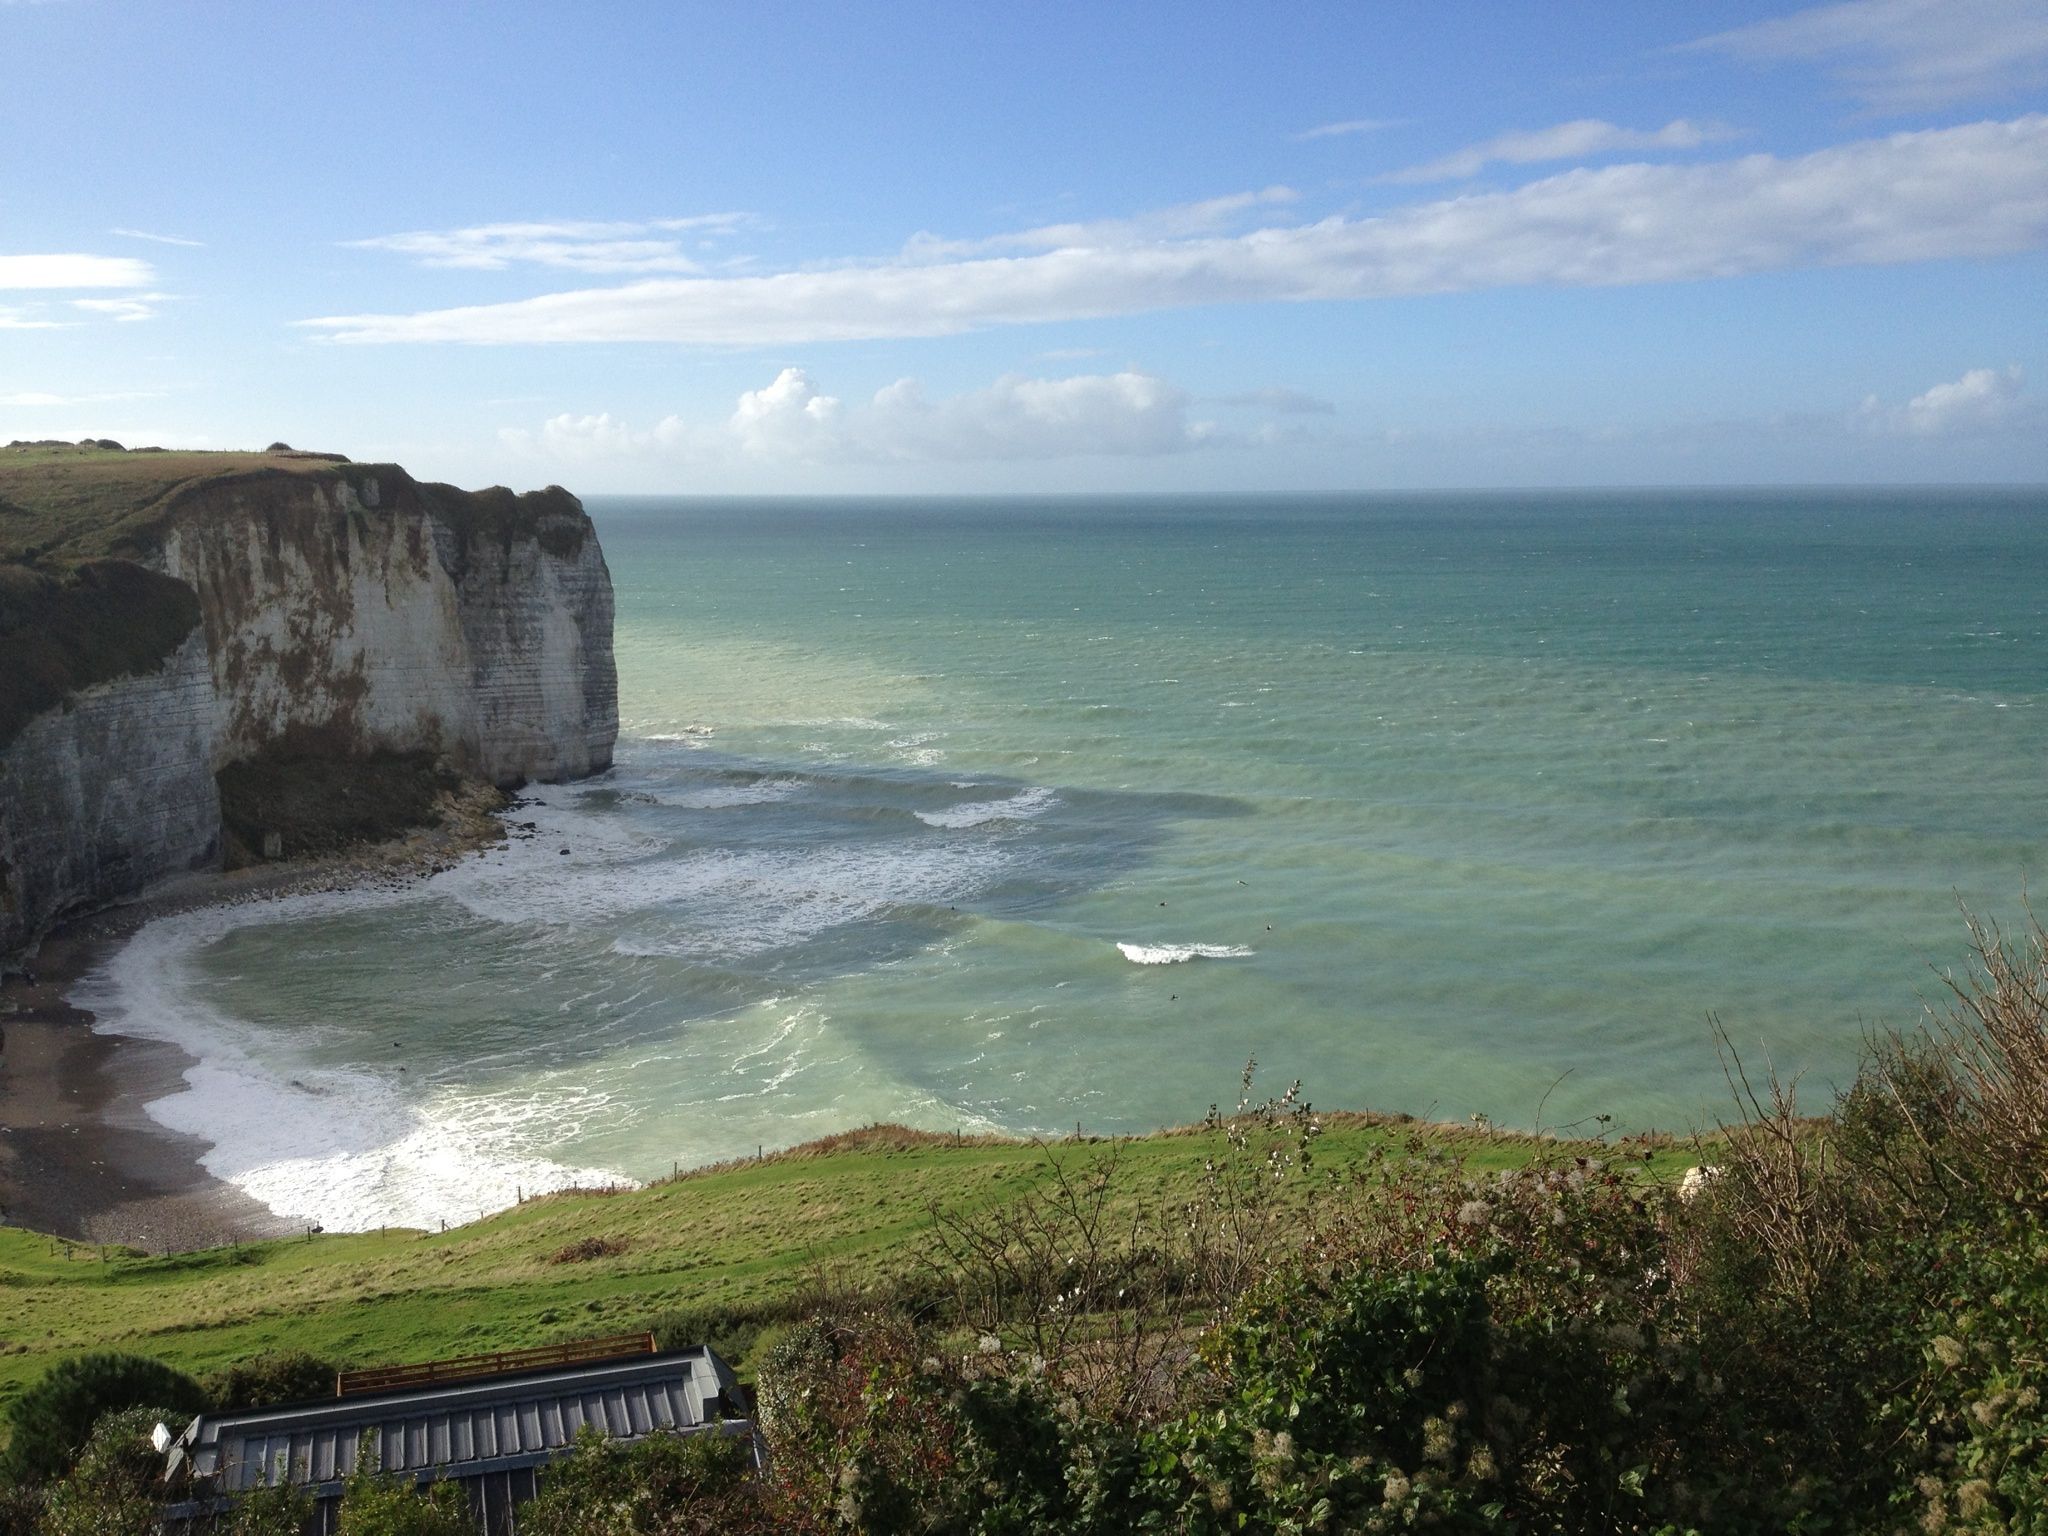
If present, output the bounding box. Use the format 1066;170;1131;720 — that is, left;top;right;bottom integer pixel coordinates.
0;1354;207;1488
520;1426;771;1535
40;1406;173;1536
0;1483;42;1536
645;1295;806;1377
216;1479;315;1536
202;1350;339;1412
334;1445;470;1536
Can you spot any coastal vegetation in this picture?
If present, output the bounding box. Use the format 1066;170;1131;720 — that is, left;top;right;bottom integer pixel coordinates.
0;441;577;570
0;901;2043;1530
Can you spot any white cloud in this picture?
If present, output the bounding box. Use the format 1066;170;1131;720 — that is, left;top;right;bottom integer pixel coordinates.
1858;364;2027;434
729;367;845;458
502;367;1228;466
0;390;160;406
1215;387;1336;415
0;253;155;289
0;305;64;330
69;292;171;322
1295;118;1405;141
899;188;1298;261
111;227;204;247
859;370;1217;460
1690;0;2048;110
302;117;2048;347
347;216;753;274
1380;119;1735;184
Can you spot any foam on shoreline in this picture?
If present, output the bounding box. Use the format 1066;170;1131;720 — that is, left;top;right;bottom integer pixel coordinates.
71;872;635;1234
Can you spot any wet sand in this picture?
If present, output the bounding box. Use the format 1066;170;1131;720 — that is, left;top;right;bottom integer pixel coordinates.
0;785;511;1253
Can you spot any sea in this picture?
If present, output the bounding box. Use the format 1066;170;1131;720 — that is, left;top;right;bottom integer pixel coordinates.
79;489;2048;1233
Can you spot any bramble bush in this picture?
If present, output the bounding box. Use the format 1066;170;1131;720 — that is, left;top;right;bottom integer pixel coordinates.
333;1438;472;1536
739;904;2048;1532
519;1424;772;1535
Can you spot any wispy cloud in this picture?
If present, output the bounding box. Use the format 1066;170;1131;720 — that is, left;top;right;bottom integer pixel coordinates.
347;216;754;274
1214;387;1336;415
70;292;171;323
0;253;156;289
900;188;1298;261
110;227;204;248
1295;117;1405;141
1380;119;1736;184
0;389;162;406
502;367;1232;466
1857;364;2028;434
303;117;2048;347
1688;0;2048;110
0;306;64;330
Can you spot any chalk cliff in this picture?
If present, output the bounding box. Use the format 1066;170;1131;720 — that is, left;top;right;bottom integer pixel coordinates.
0;445;617;960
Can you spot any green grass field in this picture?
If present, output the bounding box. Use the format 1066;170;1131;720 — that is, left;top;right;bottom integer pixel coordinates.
0;444;344;565
0;1118;1699;1410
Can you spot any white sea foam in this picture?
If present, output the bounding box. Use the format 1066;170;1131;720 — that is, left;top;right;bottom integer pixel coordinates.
65;773;1035;1232
654;777;806;810
915;785;1058;829
74;903;631;1232
1115;942;1256;965
445;790;1015;959
888;730;947;766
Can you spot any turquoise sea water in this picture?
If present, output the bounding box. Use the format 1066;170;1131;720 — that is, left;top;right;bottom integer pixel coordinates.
83;490;2048;1231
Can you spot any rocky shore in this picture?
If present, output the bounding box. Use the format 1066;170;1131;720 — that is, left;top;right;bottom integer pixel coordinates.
0;781;511;1252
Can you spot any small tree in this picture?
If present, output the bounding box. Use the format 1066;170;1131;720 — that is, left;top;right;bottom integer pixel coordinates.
203;1351;339;1413
334;1435;471;1536
41;1406;175;1536
0;1354;207;1488
520;1426;770;1535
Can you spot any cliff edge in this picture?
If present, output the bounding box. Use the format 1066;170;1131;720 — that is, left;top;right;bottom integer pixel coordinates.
0;442;618;960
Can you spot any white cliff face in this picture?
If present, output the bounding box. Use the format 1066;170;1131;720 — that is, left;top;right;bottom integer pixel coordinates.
432;498;618;784
0;629;220;949
0;466;617;957
155;472;616;786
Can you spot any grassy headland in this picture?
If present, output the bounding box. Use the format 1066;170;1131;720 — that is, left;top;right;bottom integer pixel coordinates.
1;920;2043;1529
0;1113;1690;1404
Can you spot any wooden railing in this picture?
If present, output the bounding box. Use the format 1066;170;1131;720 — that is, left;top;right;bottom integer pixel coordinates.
336;1333;658;1396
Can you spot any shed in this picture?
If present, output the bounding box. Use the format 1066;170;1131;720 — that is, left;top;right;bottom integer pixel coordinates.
162;1345;752;1535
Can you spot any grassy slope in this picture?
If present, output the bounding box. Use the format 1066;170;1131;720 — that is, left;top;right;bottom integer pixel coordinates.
0;445;344;566
0;1120;1697;1408
0;443;583;569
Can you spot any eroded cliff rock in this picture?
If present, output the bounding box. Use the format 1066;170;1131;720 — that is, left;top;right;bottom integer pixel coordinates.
0;444;618;959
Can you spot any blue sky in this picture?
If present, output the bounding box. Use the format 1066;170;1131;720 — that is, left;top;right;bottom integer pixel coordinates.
3;0;2045;491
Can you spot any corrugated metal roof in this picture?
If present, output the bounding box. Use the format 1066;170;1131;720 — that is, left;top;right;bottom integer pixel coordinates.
177;1347;740;1495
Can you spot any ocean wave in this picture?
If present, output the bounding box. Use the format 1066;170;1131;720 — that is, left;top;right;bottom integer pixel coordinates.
1115;942;1255;965
74;910;631;1232
443;819;1015;959
915;785;1058;829
652;777;807;810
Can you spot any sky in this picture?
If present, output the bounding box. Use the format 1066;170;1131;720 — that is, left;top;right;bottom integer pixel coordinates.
3;0;2046;492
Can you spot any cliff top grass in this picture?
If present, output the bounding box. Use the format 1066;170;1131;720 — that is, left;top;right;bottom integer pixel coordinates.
0;442;349;567
0;440;586;569
0;442;589;746
0;1117;1702;1413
